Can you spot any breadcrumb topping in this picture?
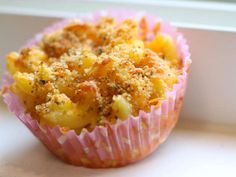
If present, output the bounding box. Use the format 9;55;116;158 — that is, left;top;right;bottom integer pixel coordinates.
6;17;181;133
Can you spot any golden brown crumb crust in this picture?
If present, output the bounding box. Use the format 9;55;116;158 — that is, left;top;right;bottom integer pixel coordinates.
6;17;181;132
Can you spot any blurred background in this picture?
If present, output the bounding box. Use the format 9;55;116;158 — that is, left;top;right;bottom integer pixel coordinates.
1;2;236;176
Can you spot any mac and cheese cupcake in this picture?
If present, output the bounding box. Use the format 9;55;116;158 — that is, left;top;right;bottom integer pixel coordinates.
2;10;191;168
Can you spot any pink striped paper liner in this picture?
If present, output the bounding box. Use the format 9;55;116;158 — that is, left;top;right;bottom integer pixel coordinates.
2;10;191;168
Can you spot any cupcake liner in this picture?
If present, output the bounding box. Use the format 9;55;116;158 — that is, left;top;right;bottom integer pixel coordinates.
2;10;191;168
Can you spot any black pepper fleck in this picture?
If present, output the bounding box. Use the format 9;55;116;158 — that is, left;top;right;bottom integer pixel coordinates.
39;80;47;85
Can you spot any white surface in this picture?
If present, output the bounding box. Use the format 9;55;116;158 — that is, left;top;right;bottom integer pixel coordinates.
1;0;236;29
0;102;236;177
179;28;236;125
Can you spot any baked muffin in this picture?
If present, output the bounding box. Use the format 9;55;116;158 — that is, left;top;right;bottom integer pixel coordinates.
2;10;191;168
